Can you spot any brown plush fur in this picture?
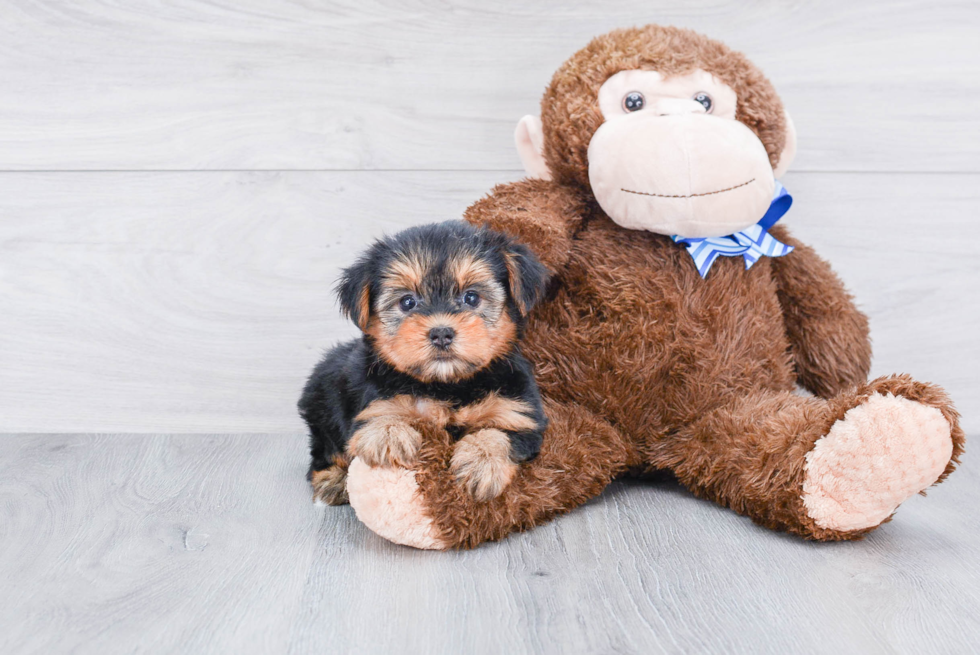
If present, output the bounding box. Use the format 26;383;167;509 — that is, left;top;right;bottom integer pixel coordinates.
383;26;964;548
416;400;632;548
653;374;964;541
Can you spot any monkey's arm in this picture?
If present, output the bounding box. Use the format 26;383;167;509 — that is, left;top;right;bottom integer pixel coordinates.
464;179;587;274
767;225;871;398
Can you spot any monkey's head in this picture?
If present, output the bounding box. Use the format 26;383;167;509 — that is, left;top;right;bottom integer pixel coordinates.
515;25;797;238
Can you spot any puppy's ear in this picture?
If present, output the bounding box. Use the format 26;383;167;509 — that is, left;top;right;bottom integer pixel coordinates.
503;242;549;316
336;258;373;331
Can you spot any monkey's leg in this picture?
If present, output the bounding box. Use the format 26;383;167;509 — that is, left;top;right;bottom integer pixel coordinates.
653;375;964;540
345;399;635;549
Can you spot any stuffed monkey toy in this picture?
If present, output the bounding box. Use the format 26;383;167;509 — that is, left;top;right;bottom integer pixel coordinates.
339;25;965;549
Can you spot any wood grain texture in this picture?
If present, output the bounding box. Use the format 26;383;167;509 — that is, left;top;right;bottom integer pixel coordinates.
2;171;978;434
0;0;977;172
1;433;978;654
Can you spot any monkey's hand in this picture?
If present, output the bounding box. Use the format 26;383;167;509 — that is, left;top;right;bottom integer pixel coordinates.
464;179;586;275
768;225;871;398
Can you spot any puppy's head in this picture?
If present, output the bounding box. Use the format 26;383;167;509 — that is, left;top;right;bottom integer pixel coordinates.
337;221;547;383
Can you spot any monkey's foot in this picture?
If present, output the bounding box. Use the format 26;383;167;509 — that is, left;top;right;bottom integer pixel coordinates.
346;458;449;549
802;393;953;532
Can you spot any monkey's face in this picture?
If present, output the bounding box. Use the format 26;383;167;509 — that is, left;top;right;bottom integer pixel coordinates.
369;251;517;383
587;69;778;238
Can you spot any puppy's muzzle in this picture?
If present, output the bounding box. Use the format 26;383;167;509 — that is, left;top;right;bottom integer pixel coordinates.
428;326;456;350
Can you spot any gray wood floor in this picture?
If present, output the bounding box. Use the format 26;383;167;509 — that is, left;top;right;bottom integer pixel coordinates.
1;1;979;653
2;433;979;654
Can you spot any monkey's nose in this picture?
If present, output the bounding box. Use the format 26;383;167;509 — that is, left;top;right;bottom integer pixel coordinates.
652;97;707;117
428;326;456;350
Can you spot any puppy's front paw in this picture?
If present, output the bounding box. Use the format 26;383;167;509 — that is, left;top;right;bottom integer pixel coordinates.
450;429;519;502
347;418;422;468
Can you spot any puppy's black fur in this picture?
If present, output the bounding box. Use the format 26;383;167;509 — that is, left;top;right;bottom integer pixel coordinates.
299;220;549;504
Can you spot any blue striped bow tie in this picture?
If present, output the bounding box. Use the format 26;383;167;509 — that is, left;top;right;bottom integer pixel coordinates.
672;181;794;278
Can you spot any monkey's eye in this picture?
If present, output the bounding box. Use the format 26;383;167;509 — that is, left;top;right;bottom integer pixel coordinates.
693;92;713;113
398;295;417;312
462;290;481;307
622;92;645;112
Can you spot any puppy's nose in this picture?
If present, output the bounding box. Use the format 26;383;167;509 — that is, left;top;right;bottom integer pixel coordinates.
428;326;455;350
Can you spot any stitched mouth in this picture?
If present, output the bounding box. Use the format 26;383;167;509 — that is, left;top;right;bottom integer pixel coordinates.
620;178;755;199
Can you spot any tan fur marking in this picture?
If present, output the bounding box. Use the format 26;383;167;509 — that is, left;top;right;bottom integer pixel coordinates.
355;284;371;330
452;313;492;364
451;254;496;291
384;256;425;292
452;312;517;375
355;395;452;428
378;313;433;373
484;311;517;360
453;393;538;432
347;416;423;467
311;466;349;505
373;310;515;383
503;252;526;314
450;428;519;501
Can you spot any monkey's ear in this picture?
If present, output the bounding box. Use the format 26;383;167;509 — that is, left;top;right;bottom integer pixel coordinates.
336;259;373;331
773;109;797;178
503;242;549;316
514;115;552;181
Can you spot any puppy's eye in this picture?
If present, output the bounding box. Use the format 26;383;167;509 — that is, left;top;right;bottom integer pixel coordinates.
693;92;713;113
623;91;645;112
398;295;417;312
462;291;481;307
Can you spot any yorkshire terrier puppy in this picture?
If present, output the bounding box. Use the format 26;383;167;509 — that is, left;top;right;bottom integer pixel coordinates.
299;220;550;505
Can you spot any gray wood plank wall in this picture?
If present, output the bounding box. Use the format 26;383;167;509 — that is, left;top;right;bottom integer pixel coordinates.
2;0;978;433
2;172;979;432
0;0;977;172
